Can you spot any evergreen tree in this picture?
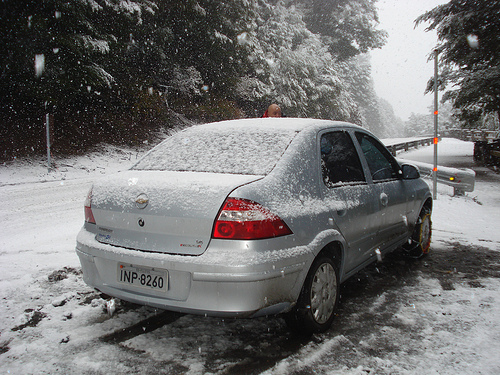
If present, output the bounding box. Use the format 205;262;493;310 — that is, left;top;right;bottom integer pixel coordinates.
405;112;433;137
0;0;157;154
378;98;404;138
297;0;387;60
340;54;383;134
416;0;500;123
239;1;358;119
149;0;254;120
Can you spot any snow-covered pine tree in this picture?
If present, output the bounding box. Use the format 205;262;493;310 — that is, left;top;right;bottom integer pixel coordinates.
238;1;357;120
416;0;500;124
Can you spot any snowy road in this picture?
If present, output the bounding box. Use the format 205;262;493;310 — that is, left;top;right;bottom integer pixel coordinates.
1;139;500;374
1;179;88;280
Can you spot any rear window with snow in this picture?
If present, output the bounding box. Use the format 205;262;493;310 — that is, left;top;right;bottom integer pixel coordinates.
132;125;298;175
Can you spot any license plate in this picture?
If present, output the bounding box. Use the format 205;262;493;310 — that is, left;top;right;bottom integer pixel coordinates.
117;264;168;292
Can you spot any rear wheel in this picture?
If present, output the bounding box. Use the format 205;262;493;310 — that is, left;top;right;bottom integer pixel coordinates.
404;208;432;257
285;255;339;335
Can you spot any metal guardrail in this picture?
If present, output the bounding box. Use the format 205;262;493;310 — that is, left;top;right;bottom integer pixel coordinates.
398;158;475;195
382;137;436;156
443;129;499;142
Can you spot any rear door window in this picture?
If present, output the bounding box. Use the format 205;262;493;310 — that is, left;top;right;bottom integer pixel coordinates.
321;131;365;187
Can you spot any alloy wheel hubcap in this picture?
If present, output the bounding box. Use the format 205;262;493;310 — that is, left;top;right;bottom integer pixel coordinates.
310;262;337;324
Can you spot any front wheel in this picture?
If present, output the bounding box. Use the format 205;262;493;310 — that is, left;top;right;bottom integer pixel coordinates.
404;208;432;257
285;255;339;335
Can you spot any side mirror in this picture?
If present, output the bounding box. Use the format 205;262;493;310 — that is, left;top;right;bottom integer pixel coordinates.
401;164;420;180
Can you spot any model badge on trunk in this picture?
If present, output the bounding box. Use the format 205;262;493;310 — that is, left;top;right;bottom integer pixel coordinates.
135;193;149;209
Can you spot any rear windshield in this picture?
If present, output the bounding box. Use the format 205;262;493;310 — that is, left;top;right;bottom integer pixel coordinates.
132;126;298;175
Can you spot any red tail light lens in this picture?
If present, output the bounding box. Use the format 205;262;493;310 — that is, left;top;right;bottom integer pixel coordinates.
84;188;96;224
213;198;292;240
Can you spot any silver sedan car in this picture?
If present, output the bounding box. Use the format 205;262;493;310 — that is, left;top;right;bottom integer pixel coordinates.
76;118;432;334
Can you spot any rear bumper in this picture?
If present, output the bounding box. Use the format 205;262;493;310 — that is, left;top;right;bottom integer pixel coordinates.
76;229;310;317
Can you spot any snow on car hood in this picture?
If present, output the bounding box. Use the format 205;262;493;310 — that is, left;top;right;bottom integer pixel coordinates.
90;170;261;255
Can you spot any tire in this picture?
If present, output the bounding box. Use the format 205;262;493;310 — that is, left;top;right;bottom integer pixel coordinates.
404;208;432;258
285;255;339;335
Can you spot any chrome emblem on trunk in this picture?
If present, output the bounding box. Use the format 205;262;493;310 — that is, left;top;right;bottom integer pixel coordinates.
135;193;149;209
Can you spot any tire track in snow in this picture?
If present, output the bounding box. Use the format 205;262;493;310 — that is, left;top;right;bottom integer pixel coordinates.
99;311;184;344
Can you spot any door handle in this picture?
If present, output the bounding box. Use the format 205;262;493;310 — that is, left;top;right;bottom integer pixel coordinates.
380;192;389;206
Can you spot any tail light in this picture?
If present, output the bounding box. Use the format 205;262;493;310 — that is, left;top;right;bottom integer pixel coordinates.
213;198;292;240
84;188;96;224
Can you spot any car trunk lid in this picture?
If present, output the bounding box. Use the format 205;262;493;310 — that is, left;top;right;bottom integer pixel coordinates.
90;170;261;255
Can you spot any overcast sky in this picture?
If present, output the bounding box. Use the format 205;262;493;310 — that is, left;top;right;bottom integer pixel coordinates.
371;0;448;121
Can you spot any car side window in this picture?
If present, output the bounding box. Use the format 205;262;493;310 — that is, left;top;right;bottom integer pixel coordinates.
321;131;365;187
355;132;400;181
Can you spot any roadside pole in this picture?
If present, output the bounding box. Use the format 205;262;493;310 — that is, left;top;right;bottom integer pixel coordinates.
36;54;52;173
45;111;51;172
433;50;439;199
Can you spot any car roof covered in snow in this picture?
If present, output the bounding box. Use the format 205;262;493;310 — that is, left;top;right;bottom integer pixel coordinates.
132;118;362;175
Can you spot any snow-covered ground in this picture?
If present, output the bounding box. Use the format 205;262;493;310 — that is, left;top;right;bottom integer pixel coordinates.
0;138;499;374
